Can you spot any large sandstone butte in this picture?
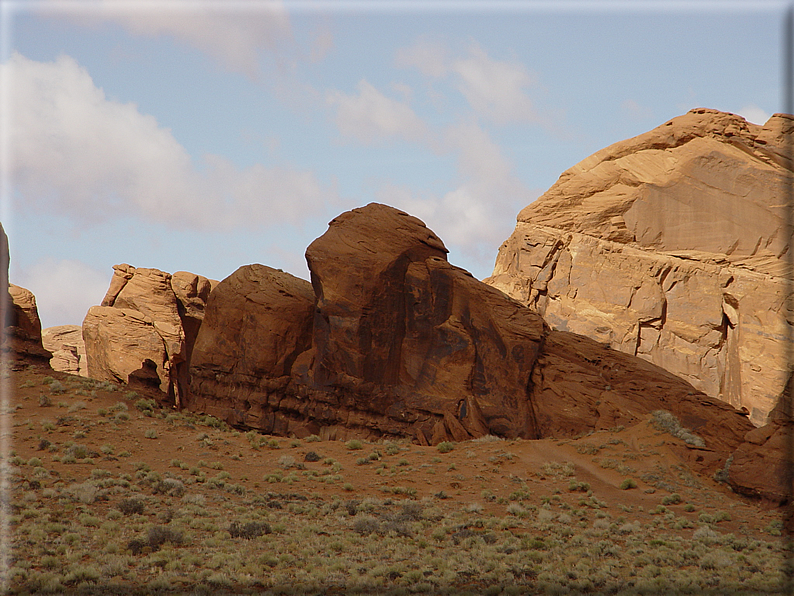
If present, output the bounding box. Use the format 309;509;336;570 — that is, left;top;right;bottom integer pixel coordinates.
82;265;214;404
0;223;51;363
487;108;794;426
189;203;753;478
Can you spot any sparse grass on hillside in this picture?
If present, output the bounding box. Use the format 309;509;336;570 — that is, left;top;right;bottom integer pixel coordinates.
2;365;788;595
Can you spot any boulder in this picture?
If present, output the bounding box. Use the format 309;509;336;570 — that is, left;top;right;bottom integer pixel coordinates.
83;264;214;403
487;108;794;425
83;306;168;389
189;204;753;477
0;224;51;363
191;205;548;442
42;325;87;376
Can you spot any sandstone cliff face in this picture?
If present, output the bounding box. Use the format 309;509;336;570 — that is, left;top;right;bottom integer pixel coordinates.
487;109;793;426
83;264;213;402
1;224;51;363
188;203;753;478
42;325;87;376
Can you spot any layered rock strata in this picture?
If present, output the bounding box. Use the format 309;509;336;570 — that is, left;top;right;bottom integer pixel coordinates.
487;108;794;425
42;325;87;376
189;203;753;477
83;264;213;403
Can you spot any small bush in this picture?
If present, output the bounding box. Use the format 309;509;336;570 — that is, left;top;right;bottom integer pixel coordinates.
153;478;185;498
650;410;706;448
48;381;66;395
134;398;156;413
661;493;682;506
118;498;146;516
229;521;271;539
346;439;364;450
437;441;454;454
144;429;158;439
620;478;637;490
38;394;52;407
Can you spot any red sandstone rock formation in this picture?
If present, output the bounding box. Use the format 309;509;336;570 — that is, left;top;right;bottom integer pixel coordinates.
0;224;51;363
188;204;753;479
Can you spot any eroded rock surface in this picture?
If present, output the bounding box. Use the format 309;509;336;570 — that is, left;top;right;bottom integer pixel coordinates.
83;264;214;402
42;325;87;376
487;108;794;425
189;204;753;478
0;224;51;363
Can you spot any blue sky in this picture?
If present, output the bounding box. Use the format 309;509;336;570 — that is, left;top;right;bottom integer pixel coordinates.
1;0;788;328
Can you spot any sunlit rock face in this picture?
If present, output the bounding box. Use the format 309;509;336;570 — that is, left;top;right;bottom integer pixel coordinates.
487;108;794;426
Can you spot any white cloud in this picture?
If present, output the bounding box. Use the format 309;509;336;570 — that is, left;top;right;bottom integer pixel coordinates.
394;37;449;78
376;120;539;276
621;99;654;121
38;0;292;77
5;53;336;231
327;79;429;144
15;258;111;328
452;44;536;125
310;25;334;64
737;104;771;125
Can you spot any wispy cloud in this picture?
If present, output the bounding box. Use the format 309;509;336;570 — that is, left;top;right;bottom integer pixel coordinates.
452;43;537;126
14;258;111;328
737;104;771;125
5;52;337;230
327;79;430;144
621;99;654;121
375;118;539;273
37;0;292;78
394;37;449;78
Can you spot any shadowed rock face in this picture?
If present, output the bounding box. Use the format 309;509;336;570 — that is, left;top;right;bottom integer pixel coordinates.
188;203;754;480
487;108;794;426
0;224;51;363
190;205;548;443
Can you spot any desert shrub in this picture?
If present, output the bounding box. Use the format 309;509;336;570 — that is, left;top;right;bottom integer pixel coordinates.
38;394;52;407
134;398;156;413
713;454;733;483
278;455;297;469
146;525;184;548
661;493;682;505
127;526;184;554
650;410;706;447
437;441;455;454
153;478;185;498
144;429;158;439
620;478;637;490
346;439;364;450
48;381;66;395
568;480;590;492
65;444;89;459
67;482;98;504
118;497;146;515
229;521;271;539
